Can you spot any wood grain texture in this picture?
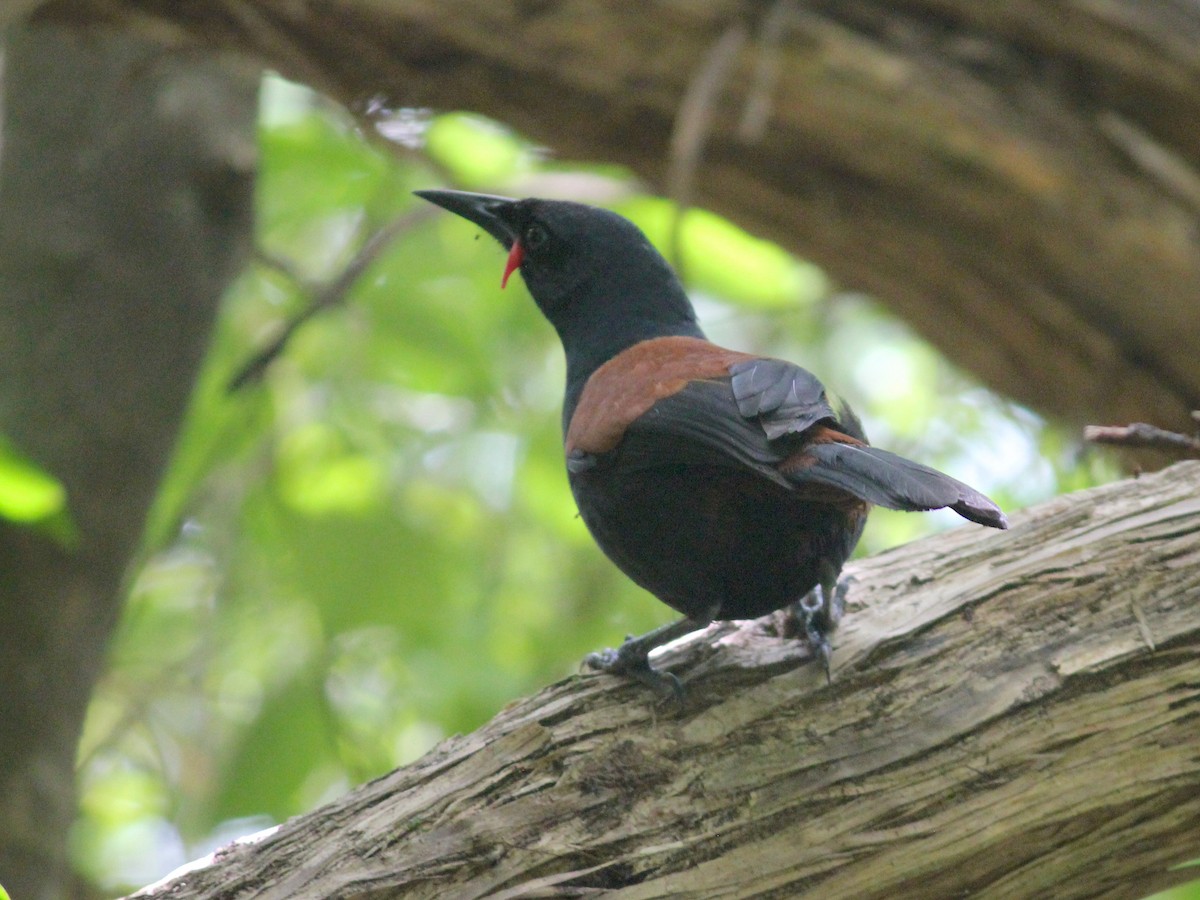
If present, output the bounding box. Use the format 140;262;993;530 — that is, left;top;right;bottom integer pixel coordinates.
132;462;1200;899
35;0;1200;443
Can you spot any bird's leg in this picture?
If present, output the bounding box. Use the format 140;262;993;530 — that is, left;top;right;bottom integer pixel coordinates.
788;561;850;684
583;616;707;703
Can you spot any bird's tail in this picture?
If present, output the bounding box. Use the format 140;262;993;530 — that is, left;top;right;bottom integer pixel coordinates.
794;442;1008;529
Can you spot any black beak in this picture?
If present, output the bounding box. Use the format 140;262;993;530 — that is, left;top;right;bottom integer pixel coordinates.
414;189;519;248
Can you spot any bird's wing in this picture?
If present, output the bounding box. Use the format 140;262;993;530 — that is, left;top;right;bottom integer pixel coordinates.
570;349;839;489
566;340;1007;529
724;355;1006;527
727;357;837;440
611;376;795;486
784;440;1008;527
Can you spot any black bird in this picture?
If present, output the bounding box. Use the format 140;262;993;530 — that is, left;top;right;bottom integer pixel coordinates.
416;190;1008;697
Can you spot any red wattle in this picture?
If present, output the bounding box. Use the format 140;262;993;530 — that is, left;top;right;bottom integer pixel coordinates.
501;241;525;289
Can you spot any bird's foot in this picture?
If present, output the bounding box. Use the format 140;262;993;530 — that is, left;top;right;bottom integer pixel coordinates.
583;617;704;706
584;639;684;705
788;573;852;684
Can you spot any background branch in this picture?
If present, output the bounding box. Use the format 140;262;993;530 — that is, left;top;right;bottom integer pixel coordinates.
38;0;1200;442
1085;417;1200;459
229;206;435;390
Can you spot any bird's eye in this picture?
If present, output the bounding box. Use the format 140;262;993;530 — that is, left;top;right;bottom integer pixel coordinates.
524;223;548;250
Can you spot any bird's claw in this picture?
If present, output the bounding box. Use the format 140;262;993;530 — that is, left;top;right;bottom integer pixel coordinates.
804;619;834;686
583;648;619;671
791;573;852;684
584;638;685;707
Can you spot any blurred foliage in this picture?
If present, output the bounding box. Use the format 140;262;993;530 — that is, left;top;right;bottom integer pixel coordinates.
0;432;76;544
0;434;64;523
69;75;1131;893
1152;874;1200;900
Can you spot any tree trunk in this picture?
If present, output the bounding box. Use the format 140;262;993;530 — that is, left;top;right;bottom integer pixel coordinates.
0;24;257;899
37;0;1200;443
132;461;1200;899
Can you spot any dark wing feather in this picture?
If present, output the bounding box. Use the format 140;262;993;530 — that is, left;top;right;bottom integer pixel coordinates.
616;378;793;488
612;356;841;487
729;357;835;440
728;357;1006;528
597;352;1008;530
793;442;1008;529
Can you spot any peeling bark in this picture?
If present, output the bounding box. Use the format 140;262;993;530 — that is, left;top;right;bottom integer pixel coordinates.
133;462;1200;899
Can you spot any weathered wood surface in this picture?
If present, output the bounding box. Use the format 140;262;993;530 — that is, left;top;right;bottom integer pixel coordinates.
34;0;1200;439
134;462;1200;899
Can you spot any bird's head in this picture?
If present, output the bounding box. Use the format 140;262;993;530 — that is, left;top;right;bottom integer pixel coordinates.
415;190;703;360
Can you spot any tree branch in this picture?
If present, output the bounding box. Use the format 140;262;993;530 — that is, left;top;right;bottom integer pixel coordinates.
32;0;1200;440
1085;417;1200;459
133;462;1200;899
228;205;436;390
0;24;257;897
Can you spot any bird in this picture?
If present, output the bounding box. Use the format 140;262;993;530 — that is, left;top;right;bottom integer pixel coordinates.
415;189;1008;699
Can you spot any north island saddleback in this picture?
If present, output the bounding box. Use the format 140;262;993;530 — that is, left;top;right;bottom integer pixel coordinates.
416;190;1008;701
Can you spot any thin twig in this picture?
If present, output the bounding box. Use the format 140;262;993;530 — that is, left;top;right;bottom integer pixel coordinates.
1083;418;1200;458
254;247;313;290
666;22;748;274
228;205;436;391
218;0;339;99
738;0;796;142
1098;112;1200;215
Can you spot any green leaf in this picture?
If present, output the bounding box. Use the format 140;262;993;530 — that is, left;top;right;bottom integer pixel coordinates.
0;435;66;522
